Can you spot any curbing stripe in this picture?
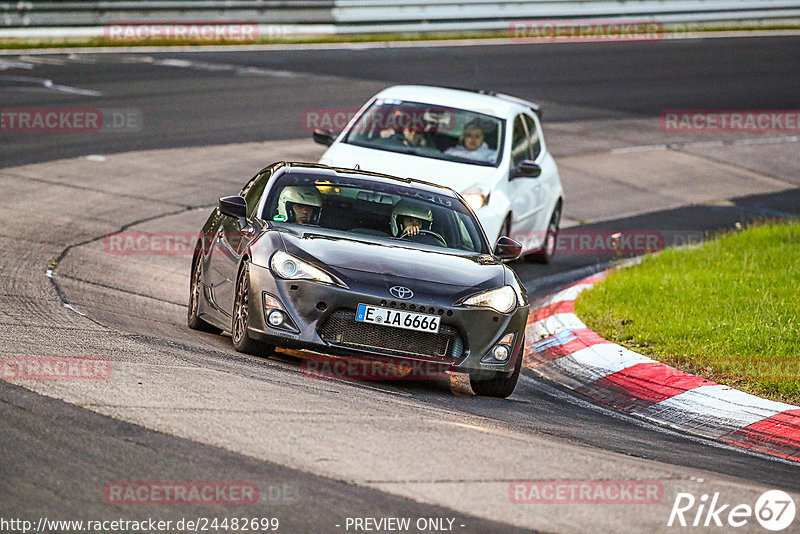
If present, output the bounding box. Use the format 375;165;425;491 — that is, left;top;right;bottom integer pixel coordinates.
526;312;586;341
526;270;800;462
527;275;606;322
538;343;653;390
529;281;599;313
723;409;800;462
549;283;596;303
530;299;575;322
634;385;796;439
526;328;612;365
576;362;715;413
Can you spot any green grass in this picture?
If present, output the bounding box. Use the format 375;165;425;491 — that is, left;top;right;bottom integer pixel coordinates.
575;221;800;405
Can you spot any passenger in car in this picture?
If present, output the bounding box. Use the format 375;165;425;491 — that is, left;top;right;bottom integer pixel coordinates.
445;122;496;163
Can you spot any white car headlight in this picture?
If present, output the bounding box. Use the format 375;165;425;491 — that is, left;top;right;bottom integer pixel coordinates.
271;250;336;285
462;187;489;211
461;285;517;314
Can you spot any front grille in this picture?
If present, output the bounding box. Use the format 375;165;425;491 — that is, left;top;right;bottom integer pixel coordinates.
319;309;464;360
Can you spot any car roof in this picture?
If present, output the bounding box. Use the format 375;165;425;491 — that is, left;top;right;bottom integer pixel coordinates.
280;162;462;199
374;85;539;119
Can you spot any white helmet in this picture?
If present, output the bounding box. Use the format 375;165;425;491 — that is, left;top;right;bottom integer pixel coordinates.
277;186;323;223
390;199;433;236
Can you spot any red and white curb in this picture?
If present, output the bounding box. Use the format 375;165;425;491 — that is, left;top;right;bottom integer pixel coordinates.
524;271;800;463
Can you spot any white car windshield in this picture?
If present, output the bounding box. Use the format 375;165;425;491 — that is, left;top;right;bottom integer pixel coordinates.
342;99;504;167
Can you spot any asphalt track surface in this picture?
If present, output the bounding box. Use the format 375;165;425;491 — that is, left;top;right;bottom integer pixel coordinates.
2;37;800;533
3;35;800;168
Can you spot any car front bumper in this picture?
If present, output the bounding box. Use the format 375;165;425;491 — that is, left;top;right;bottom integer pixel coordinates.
246;262;528;375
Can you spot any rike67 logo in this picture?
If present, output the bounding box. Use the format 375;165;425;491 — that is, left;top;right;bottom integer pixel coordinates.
668;490;796;531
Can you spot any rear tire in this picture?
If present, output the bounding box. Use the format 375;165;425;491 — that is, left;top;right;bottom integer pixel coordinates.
469;338;523;398
188;251;222;334
232;260;275;356
527;205;561;264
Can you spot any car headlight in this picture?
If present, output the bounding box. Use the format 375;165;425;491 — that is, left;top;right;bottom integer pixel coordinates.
271;250;336;285
461;285;517;314
462;187;489;211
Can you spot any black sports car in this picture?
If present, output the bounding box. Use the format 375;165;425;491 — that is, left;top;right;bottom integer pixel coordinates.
188;162;529;397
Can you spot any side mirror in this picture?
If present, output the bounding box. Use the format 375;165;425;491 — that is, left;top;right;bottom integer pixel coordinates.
219;196;247;219
510;160;542;179
494;236;523;261
313;128;335;147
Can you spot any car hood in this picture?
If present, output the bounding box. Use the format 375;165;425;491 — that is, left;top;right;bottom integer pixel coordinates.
320;142;498;194
275;228;505;296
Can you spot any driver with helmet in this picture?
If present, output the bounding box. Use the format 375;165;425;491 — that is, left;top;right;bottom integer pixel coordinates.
390;199;433;238
277;186;323;225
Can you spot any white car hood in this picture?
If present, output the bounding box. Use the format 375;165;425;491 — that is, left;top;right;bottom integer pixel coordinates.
320;142;498;194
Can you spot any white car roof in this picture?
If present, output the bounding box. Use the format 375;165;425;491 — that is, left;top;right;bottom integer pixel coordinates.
374;85;531;119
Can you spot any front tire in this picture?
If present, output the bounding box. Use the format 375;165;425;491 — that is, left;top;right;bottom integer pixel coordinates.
188;251;222;334
469;338;523;398
232;260;274;356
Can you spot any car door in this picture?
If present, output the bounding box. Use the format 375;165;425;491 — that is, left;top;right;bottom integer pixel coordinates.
507;113;544;246
521;112;551;233
206;171;269;317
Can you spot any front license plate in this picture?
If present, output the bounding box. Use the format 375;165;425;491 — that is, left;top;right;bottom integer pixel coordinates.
356;303;440;334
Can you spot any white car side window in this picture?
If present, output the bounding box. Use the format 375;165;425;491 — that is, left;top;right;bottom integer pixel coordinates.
523;114;542;160
511;115;532;168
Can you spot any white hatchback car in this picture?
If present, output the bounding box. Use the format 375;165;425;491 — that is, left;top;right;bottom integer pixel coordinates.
314;85;564;262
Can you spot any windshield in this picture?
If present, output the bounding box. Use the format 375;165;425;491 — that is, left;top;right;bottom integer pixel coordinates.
342;99;505;167
262;171;490;254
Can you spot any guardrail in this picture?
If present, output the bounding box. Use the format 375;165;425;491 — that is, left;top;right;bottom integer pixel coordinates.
2;0;799;38
0;1;335;26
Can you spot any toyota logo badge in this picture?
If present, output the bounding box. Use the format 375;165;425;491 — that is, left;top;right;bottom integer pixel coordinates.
389;286;414;300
